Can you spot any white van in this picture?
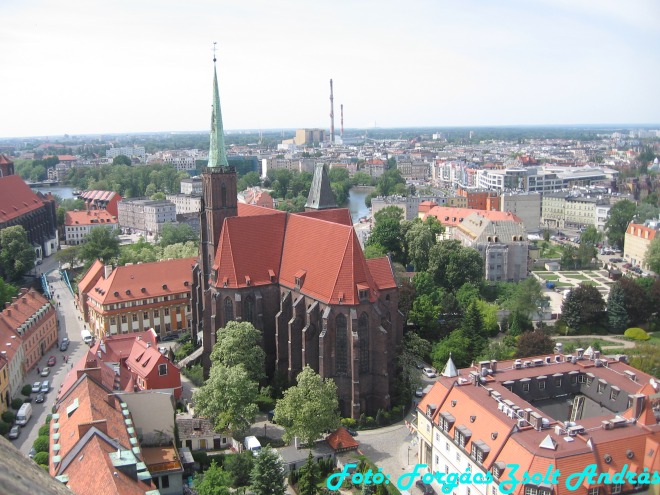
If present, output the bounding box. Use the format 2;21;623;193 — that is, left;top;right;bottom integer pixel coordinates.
16;403;32;426
244;435;262;455
81;329;93;345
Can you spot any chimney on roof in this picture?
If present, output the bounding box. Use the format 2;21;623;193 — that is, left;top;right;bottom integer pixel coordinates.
630;394;645;419
104;264;113;279
530;412;543;431
6;309;10;317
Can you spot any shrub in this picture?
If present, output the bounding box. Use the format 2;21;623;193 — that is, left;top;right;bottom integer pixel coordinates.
182;364;204;386
0;420;9;435
191;450;210;470
45;414;52;425
11;398;23;410
38;424;50;437
624;328;650;341
256;393;275;413
33;452;49;465
21;384;33;396
33;435;50;453
340;418;357;429
2;411;15;424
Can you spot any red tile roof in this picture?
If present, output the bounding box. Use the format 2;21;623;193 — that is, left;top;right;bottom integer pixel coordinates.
78;260;105;296
87;258;196;306
326;427;359;451
0;175;45;222
365;257;397;290
295;208;353;226
125;338;169;378
626;222;657;241
0;154;13;165
65;209;117;226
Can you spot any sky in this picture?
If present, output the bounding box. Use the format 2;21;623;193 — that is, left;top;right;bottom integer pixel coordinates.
1;0;659;137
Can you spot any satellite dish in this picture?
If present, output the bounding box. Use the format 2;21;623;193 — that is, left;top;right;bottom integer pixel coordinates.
650;377;657;390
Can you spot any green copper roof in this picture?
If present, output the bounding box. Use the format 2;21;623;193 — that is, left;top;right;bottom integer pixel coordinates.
208;64;229;168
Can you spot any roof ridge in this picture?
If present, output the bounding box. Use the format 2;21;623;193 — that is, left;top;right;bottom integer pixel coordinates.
330;226;354;302
276;212;291;280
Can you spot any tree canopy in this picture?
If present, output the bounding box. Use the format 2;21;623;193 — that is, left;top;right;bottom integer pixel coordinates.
193;460;231;495
112;154;132;166
605;200;637;249
274;366;340;447
192;364;259;437
607;282;628;334
0;277;18;308
78;226;121;266
515;330;554;358
646;236;660;274
250;446;286;495
561;284;606;332
428;240;483;292
0;226;36;282
211;321;266;381
159;222;198;247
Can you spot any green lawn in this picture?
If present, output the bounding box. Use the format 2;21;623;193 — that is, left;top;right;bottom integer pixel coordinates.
539;274;560;281
564;274;589;280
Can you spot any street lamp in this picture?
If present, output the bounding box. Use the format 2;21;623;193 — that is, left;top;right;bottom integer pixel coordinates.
407;446;411;464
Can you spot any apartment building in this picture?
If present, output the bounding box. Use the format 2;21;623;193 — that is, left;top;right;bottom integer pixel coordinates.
81;258;195;340
64;209;118;245
500;192;541;233
417;352;660;495
180;177;202;195
165;193;202;215
623;219;659;270
541;193;609;230
117;198;176;235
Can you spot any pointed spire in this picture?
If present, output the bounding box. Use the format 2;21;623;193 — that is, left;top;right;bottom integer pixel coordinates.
442;353;458;378
208;46;229;168
305;164;336;210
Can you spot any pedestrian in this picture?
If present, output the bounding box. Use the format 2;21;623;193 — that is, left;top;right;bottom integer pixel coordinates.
37;367;40;374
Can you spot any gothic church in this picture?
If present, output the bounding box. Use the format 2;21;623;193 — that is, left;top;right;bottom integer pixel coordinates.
191;61;403;418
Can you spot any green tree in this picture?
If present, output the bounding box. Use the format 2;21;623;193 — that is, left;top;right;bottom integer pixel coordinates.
237;171;262;192
475;299;500;337
274;366;340;447
428;240;483;292
431;330;471;369
561;284;606;331
394;332;432;403
159;222;198;247
55;245;80;269
635;203;659;223
618;277;651;325
161;241;198;259
515;330;554;358
364;243;387;259
193;460;231;495
628;342;660;377
405;218;443;272
78;226;121;266
193;364;259;438
367;218;402;260
224;451;255;487
211;321;266;381
645;236;660;274
373;205;404;224
560;244;578;270
250;445;286;495
298;450;321;495
112;154;132;166
33;451;49;466
456;283;480;311
477;339;516;362
150;192;166;200
0;226;36;281
0;277;18;308
605;200;637;249
461;300;487;359
33;435;50;453
352;171;372;186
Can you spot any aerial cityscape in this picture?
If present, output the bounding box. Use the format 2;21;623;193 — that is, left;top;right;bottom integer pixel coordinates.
1;1;660;495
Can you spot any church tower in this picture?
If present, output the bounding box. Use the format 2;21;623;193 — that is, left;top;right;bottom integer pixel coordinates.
0;154;15;177
199;55;237;284
304;163;337;211
193;52;238;373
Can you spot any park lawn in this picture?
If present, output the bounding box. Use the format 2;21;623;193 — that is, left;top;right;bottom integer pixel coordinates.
564;274;589;280
540;274;560;281
552;281;573;287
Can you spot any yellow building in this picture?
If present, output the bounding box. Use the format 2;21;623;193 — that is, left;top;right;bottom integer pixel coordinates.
624;221;658;270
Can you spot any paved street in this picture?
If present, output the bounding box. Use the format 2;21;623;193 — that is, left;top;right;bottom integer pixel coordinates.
14;257;90;455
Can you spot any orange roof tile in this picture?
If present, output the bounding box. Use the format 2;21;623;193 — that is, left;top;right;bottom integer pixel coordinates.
125;338;169;378
78;260;105;295
365;257;397;290
87;257;196;306
65;209;117;226
295;208;353;226
0;175;45;222
326;427;359;451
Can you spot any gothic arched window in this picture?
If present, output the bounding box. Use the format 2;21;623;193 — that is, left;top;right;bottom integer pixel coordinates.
335;314;347;375
224;297;233;324
244;295;254;323
221;183;227;207
358;313;369;373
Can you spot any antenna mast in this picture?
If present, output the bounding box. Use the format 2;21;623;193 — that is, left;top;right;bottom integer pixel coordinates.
329;79;335;144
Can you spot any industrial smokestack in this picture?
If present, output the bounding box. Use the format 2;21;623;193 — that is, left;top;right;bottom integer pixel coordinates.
340;104;344;138
329;79;335;144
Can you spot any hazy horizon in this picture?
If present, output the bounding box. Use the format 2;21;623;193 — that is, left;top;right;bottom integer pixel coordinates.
1;0;659;138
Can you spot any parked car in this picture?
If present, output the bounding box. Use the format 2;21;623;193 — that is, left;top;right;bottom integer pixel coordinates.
59;337;70;351
8;425;20;440
159;333;180;342
267;410;276;423
31;381;41;393
35;393;45;403
47;355;56;366
416;480;436;495
28;447;36;459
40;381;50;393
416;362;426;369
40;367;50;377
423;367;437;378
415;387;424;397
346;428;358;437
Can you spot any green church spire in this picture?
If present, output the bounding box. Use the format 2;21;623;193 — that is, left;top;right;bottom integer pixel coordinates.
208;50;229;168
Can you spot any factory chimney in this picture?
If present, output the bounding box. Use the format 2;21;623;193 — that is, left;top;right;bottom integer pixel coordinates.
340;104;344;138
329;79;335;144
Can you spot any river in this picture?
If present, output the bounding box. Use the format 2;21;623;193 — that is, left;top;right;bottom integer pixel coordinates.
346;186;373;224
32;185;76;199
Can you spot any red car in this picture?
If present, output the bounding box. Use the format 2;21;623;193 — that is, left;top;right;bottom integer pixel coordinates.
47;355;56;366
